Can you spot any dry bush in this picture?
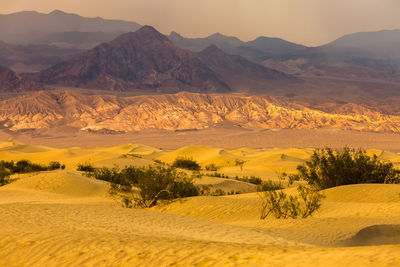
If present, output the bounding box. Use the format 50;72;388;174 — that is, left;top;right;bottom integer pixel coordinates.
260;185;324;219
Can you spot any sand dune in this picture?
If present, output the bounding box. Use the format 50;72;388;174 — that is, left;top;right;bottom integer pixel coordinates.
1;141;400;265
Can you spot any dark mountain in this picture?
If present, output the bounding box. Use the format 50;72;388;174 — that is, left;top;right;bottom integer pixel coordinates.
168;31;243;52
0;65;42;92
0;40;82;73
198;45;297;92
38;26;230;92
245;37;307;58
168;32;307;62
328;30;400;54
0;10;141;44
263;30;400;82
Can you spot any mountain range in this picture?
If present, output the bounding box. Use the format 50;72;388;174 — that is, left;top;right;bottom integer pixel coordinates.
1;10;400;135
263;30;400;81
1;91;399;133
168;31;306;62
1;9;400;86
0;10;141;45
34;26;293;93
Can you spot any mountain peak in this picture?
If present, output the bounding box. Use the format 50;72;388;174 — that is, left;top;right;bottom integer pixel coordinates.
49;10;67;15
136;25;161;35
112;25;168;44
169;31;184;39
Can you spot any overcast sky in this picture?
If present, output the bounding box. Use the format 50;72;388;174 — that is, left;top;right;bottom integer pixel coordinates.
1;0;400;46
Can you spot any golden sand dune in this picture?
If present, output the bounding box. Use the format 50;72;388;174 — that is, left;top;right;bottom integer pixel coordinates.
1;141;400;265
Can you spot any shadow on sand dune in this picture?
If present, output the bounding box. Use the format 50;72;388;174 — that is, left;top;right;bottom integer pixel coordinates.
338;225;400;247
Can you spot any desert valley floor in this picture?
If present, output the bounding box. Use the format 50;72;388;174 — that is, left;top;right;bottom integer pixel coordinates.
0;139;399;266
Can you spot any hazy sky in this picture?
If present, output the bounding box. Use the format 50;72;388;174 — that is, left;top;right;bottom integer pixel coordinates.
1;0;400;46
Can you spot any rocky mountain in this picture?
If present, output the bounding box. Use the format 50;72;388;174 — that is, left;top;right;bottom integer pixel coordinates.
1;90;399;133
263;30;400;81
37;26;231;92
0;40;82;73
0;65;43;92
0;10;141;45
198;45;297;92
168;32;307;62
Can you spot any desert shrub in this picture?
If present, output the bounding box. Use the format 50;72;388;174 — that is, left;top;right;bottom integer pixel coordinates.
200;185;212;195
0;160;47;173
134;165;199;207
235;159;247;171
172;157;200;171
0;168;11;186
48;161;62;170
236;175;262;185
260;185;324;219
205;163;218;171
257;180;284;192
212;188;226;196
92;167;127;186
90;164;199;208
77;162;95;172
210;172;228;178
153;159;165;165
296;147;400;190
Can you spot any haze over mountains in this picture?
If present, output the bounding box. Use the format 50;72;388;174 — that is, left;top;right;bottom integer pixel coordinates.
1;9;400;86
35;26;294;93
0;10;141;45
1;10;400;135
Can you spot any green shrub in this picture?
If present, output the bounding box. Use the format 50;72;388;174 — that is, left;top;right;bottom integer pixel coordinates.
172;157;200;171
260;185;324;219
296;147;400;190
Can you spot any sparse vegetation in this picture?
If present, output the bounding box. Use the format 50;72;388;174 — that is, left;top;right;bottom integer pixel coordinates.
209;172;229;178
172;157;201;171
260;185;324;219
0;168;11;186
88;165;199;208
235;159;247;171
48;161;65;170
77;162;95;172
0;160;65;187
257;180;284;192
212;188;226;196
205;163;217;171
236;175;262;185
295;147;400;190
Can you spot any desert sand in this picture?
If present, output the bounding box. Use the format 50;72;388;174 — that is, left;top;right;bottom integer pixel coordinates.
1;140;400;266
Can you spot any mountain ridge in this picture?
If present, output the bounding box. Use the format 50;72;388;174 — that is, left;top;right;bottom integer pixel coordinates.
1;90;399;133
